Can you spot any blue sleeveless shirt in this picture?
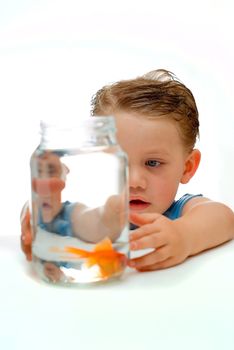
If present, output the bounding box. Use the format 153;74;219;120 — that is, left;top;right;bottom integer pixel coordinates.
163;193;202;220
38;201;75;236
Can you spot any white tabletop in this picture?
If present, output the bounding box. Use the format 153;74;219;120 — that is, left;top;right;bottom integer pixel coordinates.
1;234;234;350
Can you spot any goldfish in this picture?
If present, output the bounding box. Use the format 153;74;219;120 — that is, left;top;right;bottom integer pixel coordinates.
53;237;128;279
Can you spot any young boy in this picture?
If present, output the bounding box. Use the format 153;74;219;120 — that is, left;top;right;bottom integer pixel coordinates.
21;69;234;271
91;68;234;271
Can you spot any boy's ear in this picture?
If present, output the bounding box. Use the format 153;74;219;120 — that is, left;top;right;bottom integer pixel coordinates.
180;149;201;184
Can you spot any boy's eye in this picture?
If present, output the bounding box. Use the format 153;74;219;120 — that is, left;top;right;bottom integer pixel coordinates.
145;160;160;167
47;164;60;177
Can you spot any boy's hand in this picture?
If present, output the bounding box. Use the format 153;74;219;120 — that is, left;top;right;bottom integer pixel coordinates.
44;263;63;282
20;203;32;261
129;212;190;271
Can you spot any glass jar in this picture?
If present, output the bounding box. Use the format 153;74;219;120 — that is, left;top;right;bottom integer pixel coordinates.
30;116;129;285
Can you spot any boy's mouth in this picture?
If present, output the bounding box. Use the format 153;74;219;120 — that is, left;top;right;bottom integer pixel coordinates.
129;199;150;211
42;201;52;210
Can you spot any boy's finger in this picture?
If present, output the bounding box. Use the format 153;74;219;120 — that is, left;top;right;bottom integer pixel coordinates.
129;222;160;240
21;227;32;245
129;245;170;269
129;213;168;241
129;232;166;250
20;201;29;223
135;257;174;271
130;212;162;226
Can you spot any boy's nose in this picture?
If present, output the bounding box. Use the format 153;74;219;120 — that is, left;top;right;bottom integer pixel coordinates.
129;167;147;190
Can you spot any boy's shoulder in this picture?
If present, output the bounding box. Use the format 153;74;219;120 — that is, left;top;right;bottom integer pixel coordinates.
163;193;203;220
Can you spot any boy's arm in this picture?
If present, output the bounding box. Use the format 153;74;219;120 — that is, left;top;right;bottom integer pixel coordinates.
129;198;234;271
71;194;126;243
178;197;234;256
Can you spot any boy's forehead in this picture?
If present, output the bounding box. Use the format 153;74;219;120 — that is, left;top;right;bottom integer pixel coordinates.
114;111;179;134
114;112;184;152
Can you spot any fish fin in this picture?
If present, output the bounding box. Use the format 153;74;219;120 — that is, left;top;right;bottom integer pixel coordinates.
50;246;63;253
93;237;114;252
59;255;83;261
64;246;89;257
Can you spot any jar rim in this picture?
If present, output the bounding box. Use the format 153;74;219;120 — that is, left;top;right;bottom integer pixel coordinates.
40;116;116;132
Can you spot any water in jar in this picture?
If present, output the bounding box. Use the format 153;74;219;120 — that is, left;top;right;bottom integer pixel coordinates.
30;117;129;285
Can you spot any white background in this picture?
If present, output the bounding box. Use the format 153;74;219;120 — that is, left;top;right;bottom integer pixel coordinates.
0;0;233;239
1;3;234;350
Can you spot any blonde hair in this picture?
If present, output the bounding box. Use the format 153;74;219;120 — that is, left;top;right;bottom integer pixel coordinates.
91;69;199;151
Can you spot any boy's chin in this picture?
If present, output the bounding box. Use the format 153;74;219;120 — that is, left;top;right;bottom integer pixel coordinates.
129;204;151;213
41;209;57;223
41;214;54;223
130;205;164;216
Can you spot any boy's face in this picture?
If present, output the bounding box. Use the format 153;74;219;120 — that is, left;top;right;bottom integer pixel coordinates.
114;112;190;215
35;152;64;223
